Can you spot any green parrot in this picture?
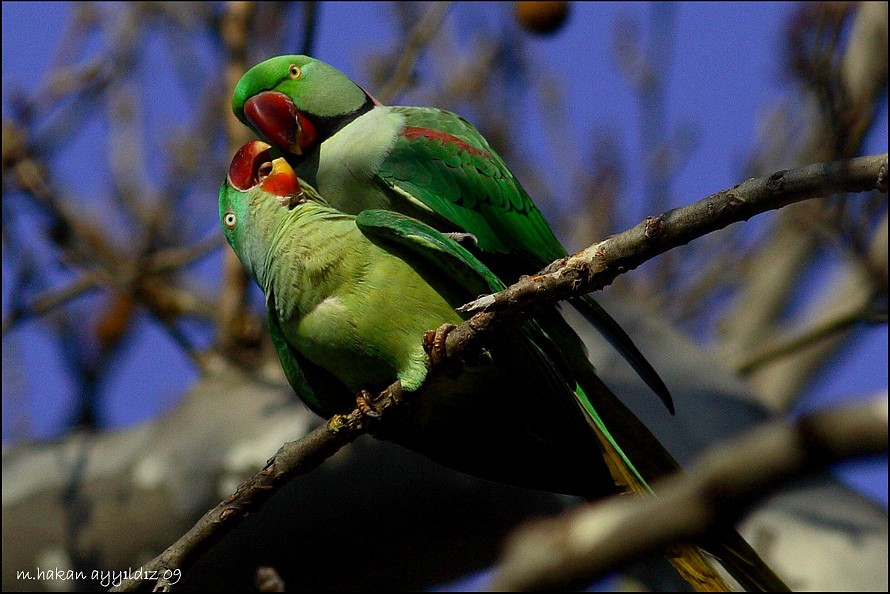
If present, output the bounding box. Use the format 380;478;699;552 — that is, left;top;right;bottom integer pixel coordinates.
230;54;675;415
219;141;789;592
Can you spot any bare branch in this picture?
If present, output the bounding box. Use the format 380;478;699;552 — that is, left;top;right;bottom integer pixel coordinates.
145;233;224;275
719;1;889;411
458;153;888;317
299;1;319;56
217;1;261;353
375;2;452;104
486;393;888;592
110;383;406;592
2;272;105;335
737;304;887;374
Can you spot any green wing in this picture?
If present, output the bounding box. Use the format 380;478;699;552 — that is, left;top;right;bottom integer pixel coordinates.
356;208;507;297
377;107;566;265
357;209;617;492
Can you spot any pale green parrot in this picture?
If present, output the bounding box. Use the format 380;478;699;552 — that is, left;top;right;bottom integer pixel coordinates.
230;54;675;415
219;140;788;592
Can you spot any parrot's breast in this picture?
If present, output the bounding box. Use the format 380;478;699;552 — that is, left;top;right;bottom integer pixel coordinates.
306;107;404;214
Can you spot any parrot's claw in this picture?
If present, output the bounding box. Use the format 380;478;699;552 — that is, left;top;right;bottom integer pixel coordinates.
423;323;455;367
355;389;382;418
443;232;478;248
423;323;464;377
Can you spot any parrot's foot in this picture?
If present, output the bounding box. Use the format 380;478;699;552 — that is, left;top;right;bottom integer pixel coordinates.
355;389;383;418
443;232;478;248
423;323;463;377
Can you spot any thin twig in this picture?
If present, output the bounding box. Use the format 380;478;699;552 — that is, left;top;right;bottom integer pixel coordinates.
737;304;887;374
4;121;223;361
110;382;406;592
145;233;224;274
2;272;105;334
376;2;452;104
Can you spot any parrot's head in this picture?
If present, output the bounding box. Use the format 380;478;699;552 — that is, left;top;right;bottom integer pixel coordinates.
232;55;374;159
220;140;303;278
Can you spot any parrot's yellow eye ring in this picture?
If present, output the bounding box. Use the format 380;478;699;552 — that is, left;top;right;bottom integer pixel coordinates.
224;212;237;230
288;64;302;80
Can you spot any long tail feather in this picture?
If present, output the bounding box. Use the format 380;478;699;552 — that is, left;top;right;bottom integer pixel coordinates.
579;390;735;592
571;294;675;414
574;378;790;591
529;304;789;591
709;532;792;592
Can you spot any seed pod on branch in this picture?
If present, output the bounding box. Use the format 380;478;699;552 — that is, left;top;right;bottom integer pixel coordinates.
514;1;570;35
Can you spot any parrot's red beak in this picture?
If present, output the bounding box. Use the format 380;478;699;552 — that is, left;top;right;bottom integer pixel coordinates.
260;158;302;205
228;140;273;190
244;91;317;157
228;140;303;206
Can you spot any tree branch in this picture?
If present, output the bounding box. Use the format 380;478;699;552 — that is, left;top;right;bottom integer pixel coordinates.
217;0;261;353
375;2;452;104
110;383;406;592
108;153;887;591
299;1;319;57
2;271;105;335
485;393;888;592
144;233;224;275
457;153;887;318
736;303;887;374
719;2;888;411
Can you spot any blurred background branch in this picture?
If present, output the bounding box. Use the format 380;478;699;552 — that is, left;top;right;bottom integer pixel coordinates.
489;393;888;592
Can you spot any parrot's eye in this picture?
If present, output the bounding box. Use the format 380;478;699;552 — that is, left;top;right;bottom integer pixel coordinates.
288;64;302;80
224;212;237;230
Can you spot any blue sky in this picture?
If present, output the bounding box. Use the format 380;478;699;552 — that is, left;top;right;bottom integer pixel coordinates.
2;1;886;506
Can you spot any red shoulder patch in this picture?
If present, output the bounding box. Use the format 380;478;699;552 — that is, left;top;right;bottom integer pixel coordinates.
402;126;491;158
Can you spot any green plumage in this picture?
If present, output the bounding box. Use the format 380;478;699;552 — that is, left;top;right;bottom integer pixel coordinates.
229;57;791;590
219;175;789;591
220;178;622;496
232;55;674;411
380;106;563;263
